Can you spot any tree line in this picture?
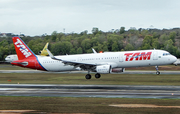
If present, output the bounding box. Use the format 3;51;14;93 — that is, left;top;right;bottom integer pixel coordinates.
1;27;180;61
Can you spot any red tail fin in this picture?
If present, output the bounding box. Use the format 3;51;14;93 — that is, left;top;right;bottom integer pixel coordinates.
12;37;36;60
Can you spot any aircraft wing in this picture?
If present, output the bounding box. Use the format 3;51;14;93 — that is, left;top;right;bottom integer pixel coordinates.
58;59;97;70
46;49;100;70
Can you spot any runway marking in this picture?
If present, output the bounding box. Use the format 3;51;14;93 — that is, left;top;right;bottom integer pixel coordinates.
0;110;36;113
109;104;180;108
0;110;90;114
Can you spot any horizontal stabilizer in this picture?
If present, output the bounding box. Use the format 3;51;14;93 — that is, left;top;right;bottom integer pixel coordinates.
11;61;28;66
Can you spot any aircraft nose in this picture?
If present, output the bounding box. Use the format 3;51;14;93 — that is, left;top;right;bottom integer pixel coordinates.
5;57;8;61
172;56;177;63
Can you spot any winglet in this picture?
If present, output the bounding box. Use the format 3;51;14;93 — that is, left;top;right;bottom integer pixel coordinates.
43;42;49;50
40;42;49;56
46;49;56;59
92;48;97;54
46;49;63;61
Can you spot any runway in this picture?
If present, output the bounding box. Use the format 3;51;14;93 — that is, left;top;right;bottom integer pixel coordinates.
0;84;180;99
1;70;180;74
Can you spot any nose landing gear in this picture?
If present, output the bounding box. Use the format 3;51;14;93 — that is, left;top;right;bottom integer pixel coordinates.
155;66;160;75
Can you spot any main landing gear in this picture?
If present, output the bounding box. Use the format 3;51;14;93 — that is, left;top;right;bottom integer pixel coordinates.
85;73;101;79
85;74;91;79
155;66;160;75
95;73;101;79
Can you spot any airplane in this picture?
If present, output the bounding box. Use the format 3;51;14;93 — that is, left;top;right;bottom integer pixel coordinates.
5;42;49;62
38;42;49;56
5;54;18;62
11;36;177;79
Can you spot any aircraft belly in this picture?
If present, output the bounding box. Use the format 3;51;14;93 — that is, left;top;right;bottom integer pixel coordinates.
118;60;152;67
42;63;75;72
38;58;75;72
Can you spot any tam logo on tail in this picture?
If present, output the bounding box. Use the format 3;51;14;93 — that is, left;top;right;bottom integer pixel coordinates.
14;39;32;58
13;37;35;60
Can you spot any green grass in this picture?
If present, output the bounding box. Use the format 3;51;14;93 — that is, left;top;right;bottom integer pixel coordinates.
1;64;180;85
0;64;30;70
0;97;180;114
1;64;180;71
1;64;180;113
1;73;180;85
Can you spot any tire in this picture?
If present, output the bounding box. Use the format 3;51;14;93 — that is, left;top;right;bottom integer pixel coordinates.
95;73;101;79
85;74;91;79
156;71;160;75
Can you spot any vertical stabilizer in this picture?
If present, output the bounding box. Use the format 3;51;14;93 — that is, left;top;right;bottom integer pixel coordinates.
43;42;49;51
40;42;49;56
12;37;36;60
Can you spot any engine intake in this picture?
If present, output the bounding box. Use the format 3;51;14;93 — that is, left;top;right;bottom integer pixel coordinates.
38;51;42;54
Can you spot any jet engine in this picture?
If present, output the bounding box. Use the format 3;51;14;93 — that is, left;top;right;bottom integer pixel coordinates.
96;65;111;74
38;50;49;56
38;51;42;54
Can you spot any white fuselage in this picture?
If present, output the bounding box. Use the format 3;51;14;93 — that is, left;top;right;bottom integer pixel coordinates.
5;54;18;62
37;49;177;72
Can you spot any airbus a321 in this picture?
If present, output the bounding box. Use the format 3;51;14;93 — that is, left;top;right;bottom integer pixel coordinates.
11;37;177;79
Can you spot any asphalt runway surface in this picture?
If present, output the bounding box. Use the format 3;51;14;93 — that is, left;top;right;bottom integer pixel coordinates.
1;70;180;74
0;70;180;99
0;84;180;99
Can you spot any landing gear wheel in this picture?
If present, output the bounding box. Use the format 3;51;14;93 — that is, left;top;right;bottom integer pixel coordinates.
155;66;160;75
156;71;160;75
95;73;101;79
85;74;91;79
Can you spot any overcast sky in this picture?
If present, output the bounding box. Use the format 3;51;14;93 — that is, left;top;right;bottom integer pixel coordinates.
0;0;180;36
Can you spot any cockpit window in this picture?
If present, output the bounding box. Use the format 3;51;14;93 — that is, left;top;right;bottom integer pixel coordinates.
163;53;171;56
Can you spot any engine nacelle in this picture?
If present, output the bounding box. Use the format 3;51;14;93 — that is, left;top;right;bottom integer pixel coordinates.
38;51;42;54
38;50;49;56
96;65;111;74
111;68;125;73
